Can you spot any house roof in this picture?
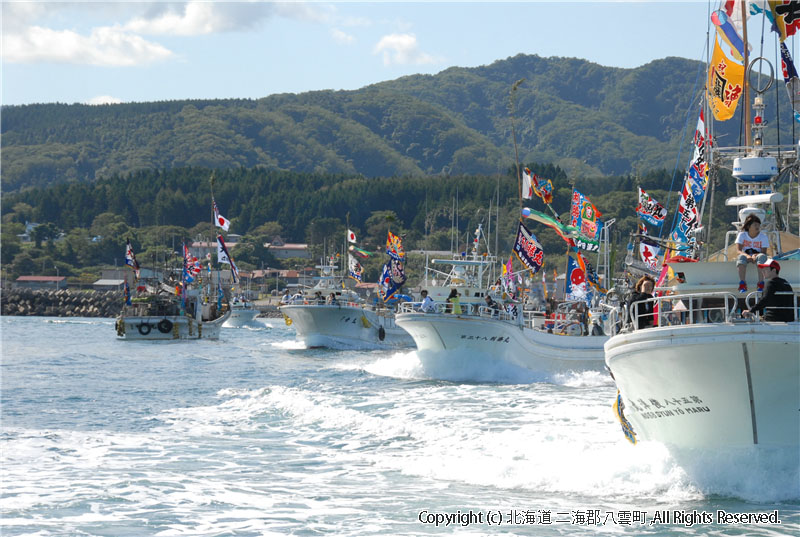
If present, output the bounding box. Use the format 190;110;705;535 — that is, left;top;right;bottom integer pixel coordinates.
265;243;308;250
16;276;66;282
93;279;125;286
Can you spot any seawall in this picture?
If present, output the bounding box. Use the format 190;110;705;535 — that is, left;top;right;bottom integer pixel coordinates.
1;288;123;318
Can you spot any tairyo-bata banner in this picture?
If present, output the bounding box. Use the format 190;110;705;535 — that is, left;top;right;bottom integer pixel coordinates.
513;221;544;274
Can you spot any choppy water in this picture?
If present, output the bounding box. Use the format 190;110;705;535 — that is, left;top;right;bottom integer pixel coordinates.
1;316;798;536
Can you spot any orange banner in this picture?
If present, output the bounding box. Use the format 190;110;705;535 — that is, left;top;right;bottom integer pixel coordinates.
708;33;744;121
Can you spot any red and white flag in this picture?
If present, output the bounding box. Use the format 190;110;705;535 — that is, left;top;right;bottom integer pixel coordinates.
213;198;231;231
347;229;357;243
522;168;534;200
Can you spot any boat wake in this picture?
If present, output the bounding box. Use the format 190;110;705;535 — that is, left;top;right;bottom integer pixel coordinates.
269;340;306;350
349;349;547;384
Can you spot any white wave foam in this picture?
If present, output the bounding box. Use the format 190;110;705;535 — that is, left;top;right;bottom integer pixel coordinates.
551;369;616;387
269;340;306;350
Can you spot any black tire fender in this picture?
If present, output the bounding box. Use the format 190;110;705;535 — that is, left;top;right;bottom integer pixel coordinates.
157;319;173;333
138;323;152;335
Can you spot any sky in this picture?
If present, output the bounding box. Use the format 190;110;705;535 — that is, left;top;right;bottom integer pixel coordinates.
1;1;716;106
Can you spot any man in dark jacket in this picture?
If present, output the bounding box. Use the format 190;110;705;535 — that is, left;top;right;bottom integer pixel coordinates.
744;258;795;322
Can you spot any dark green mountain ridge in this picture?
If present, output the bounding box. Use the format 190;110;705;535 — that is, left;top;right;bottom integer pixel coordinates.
2;53;794;192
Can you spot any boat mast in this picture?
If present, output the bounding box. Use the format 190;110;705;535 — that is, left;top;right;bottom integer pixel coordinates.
741;0;751;148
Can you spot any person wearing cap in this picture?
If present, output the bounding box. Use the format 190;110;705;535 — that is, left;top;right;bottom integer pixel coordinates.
735;214;770;293
743;258;795;322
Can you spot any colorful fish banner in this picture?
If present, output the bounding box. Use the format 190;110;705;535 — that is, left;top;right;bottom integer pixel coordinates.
524;167;555;204
348;244;373;259
574;249;605;296
751;0;800;42
523;208;600;252
711;6;747;60
123;281;132;306
636;187;667;227
708;30;745;121
347;253;363;282
386;231;405;261
378;259;406;303
565;254;589;302
637;222;662;271
779;41;800;121
512;221;544;274
669;181;700;247
667;104;709;250
569;189;604;249
125;238;140;280
686;107;709;195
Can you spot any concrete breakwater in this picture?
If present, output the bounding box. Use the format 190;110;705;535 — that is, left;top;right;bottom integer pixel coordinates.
2;288;123;318
2;288;285;318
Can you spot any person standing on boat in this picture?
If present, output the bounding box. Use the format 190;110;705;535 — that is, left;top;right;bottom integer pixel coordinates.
627;275;656;329
484;294;500;317
418;290;436;312
743;258;795;322
280;289;292;304
327;292;338;305
736;214;770;293
446;289;462;314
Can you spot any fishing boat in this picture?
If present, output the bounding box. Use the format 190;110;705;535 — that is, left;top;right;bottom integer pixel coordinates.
116;182;237;341
396;224;618;376
116;283;230;341
606;4;800;450
223;296;262;328
279;232;414;349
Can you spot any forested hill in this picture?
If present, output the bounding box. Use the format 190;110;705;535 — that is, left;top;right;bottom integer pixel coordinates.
2;53;791;192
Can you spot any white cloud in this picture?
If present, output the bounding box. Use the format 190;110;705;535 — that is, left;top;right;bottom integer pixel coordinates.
124;2;275;36
331;28;354;44
373;33;437;66
2;24;173;66
87;95;124;105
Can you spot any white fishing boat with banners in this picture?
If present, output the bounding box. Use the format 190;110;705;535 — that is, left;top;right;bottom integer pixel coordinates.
606;9;800;450
396;225;617;376
279;244;414;350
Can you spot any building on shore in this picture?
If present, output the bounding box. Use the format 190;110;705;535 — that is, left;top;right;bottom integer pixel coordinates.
14;276;67;290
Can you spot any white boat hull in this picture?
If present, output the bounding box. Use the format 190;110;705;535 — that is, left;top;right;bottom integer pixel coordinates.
116;311;230;341
280;304;414;349
223;307;262;328
395;312;607;375
605;323;800;448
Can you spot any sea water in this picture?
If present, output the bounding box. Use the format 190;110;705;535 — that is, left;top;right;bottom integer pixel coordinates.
1;316;798;536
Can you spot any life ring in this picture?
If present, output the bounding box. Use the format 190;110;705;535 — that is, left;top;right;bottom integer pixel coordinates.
378;326;386;341
157;319;173;333
137;323;152;335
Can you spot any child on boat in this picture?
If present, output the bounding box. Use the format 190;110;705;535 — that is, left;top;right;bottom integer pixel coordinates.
735;214;769;293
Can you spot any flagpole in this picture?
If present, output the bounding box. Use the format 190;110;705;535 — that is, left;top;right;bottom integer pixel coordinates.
509;79;525;217
741;0;751;148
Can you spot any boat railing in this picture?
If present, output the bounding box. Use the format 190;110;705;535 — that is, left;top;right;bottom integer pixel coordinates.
744;291;800;322
628;292;743;330
398;300;521;319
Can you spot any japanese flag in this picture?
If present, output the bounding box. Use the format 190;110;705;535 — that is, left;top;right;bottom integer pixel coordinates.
347;229;357;243
213;199;231;231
